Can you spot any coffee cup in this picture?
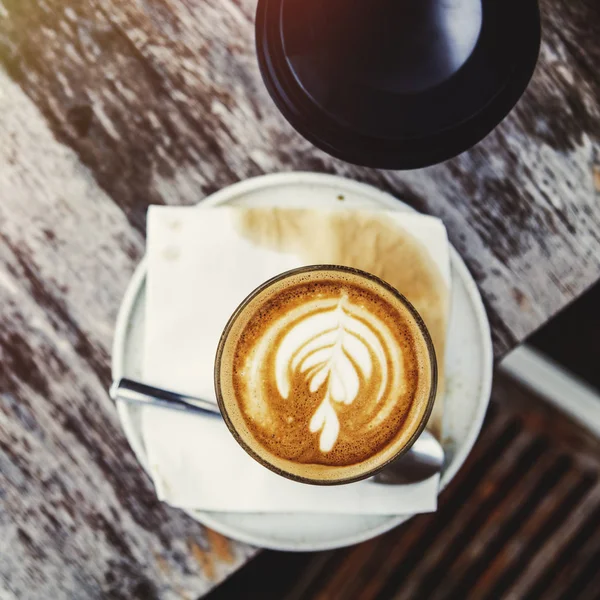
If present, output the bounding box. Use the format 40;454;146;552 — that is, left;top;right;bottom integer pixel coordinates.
215;265;438;485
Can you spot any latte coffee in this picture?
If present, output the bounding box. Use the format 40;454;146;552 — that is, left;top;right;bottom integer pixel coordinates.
215;266;437;485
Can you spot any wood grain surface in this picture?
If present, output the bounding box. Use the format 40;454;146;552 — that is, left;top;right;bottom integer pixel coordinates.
0;70;255;600
0;0;599;598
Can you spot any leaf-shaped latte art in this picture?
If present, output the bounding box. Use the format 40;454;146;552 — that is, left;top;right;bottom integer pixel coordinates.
275;295;391;452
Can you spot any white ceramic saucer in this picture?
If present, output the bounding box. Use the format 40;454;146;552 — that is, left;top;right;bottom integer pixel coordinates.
112;172;493;551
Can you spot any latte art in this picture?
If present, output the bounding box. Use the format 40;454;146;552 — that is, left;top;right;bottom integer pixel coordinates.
271;294;403;453
216;267;436;483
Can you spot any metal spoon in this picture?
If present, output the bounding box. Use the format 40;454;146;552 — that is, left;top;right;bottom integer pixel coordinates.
111;378;445;485
371;430;444;485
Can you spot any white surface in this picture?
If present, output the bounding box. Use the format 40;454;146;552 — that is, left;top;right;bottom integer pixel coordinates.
142;207;448;514
112;172;493;551
501;346;600;438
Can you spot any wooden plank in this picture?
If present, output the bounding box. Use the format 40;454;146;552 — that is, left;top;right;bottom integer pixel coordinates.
0;69;255;600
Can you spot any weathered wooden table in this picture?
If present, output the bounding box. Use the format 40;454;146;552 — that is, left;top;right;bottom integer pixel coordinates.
0;0;598;598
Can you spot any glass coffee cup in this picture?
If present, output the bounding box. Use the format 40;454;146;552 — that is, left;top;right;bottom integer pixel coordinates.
215;265;437;485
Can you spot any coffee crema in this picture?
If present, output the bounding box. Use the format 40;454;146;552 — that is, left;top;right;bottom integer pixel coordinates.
216;267;437;484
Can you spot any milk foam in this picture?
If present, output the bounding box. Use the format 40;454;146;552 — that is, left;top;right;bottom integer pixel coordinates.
248;292;405;454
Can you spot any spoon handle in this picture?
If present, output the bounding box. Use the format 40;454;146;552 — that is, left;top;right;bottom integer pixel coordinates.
110;378;444;485
110;378;221;417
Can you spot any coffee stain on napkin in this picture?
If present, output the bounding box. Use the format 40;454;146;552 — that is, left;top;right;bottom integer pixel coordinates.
234;208;449;437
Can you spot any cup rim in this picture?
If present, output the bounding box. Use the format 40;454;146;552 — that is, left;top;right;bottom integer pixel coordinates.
214;265;438;486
